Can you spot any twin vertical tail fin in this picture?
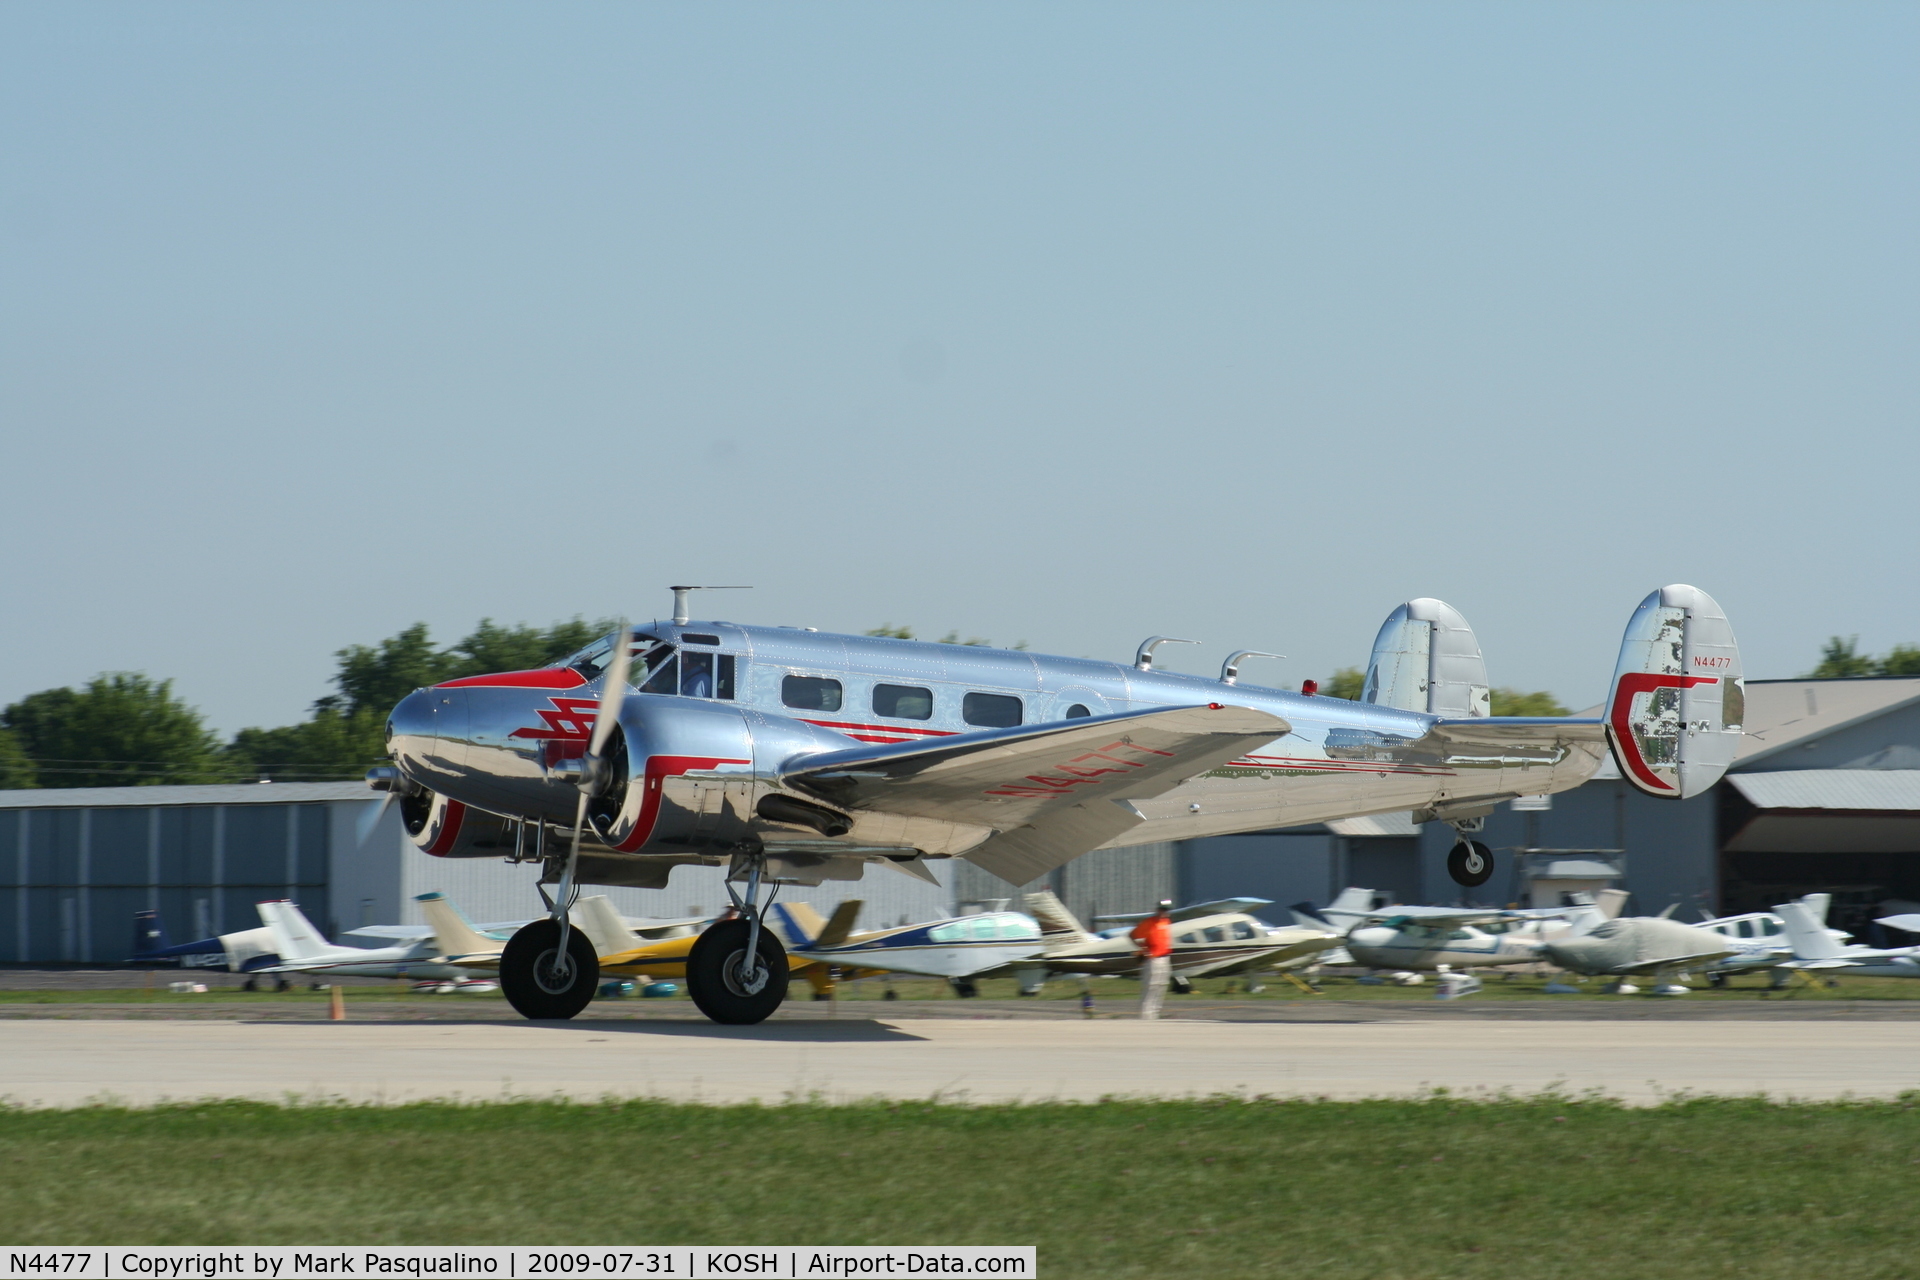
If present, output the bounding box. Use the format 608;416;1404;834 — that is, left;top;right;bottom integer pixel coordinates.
1606;585;1743;799
1363;599;1490;717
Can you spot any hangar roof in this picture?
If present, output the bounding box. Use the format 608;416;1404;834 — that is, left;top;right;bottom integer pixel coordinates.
1728;769;1920;813
1735;677;1920;767
0;782;373;809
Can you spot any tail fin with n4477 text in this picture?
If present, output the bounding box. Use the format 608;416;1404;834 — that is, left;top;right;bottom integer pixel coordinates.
1606;585;1743;799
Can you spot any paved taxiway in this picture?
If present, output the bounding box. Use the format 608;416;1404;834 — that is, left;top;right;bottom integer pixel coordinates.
4;1017;1919;1106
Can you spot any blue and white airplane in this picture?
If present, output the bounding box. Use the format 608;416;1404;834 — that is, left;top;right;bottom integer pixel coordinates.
364;583;1745;1024
127;908;283;983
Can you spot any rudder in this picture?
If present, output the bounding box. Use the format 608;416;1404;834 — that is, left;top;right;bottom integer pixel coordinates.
1362;599;1490;717
1606;585;1743;799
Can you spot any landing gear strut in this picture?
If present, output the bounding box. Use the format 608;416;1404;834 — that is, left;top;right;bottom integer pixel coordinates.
685;855;790;1025
1445;818;1494;887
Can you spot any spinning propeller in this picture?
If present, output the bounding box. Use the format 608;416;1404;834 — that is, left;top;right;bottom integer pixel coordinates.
559;622;632;899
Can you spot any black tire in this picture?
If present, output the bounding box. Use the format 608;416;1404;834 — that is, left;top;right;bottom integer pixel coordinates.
1170;975;1194;995
686;918;789;1025
1447;839;1494;887
950;978;980;999
242;977;257;992
499;919;600;1020
274;978;292;993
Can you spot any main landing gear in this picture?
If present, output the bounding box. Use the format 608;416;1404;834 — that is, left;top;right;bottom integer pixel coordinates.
1445;819;1494;888
685;855;789;1025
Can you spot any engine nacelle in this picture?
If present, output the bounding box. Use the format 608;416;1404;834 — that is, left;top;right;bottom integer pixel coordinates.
590;695;761;854
401;789;520;858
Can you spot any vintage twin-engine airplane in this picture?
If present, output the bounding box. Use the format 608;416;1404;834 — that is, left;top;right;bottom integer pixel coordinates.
368;583;1743;1023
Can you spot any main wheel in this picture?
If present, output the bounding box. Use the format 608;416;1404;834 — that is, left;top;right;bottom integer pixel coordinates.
1170;975;1194;995
686;918;789;1025
499;919;600;1020
1447;839;1494;887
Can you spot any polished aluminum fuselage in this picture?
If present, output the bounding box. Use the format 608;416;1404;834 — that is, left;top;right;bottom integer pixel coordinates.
387;619;1608;872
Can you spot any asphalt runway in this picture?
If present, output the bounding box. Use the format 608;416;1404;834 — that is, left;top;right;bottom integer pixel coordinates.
4;1017;1918;1107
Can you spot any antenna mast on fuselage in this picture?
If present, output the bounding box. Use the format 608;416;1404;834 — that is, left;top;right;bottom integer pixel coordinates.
669;584;752;625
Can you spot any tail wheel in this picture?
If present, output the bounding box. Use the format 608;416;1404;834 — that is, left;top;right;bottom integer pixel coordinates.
686;918;789;1025
1447;839;1494;887
500;919;600;1020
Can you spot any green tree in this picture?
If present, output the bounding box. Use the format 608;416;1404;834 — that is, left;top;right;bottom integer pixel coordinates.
1877;644;1920;676
1490;688;1571;716
228;616;615;783
225;708;389;783
1809;636;1878;678
0;727;36;789
3;673;227;788
866;624;915;639
317;623;451;717
1322;667;1365;700
442;617;609;681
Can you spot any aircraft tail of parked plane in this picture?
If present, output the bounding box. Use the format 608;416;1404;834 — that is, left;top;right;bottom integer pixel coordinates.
1775;900;1848;963
129;908;279;972
417;892;500;958
1022;890;1095;945
256;900;332;961
768;900;863;951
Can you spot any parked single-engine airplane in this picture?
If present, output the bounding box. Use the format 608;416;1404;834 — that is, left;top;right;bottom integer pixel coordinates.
1769;900;1920;979
1295;886;1626;973
1539;914;1737;994
365;583;1743;1022
128;908;283;981
1022;891;1339;991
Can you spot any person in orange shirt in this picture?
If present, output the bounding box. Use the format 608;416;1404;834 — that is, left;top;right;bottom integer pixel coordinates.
1130;900;1175;1020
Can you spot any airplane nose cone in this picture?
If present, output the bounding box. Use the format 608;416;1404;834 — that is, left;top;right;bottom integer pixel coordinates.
386;687;441;779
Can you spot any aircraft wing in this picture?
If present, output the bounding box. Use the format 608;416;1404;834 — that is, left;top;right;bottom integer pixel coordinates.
343;925;435;942
1176;940;1337;978
1356;906;1521;927
1097;898;1275;925
785;704;1290;885
1603;948;1735;976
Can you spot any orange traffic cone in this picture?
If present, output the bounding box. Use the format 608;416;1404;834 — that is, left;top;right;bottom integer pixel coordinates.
329;984;346;1021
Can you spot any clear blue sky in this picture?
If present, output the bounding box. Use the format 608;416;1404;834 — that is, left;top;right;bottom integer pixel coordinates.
3;3;1914;733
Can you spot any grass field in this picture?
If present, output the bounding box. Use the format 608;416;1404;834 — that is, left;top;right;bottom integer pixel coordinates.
2;1095;1917;1277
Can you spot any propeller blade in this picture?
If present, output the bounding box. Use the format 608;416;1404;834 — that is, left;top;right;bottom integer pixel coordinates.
587;622;632;759
355;792;395;845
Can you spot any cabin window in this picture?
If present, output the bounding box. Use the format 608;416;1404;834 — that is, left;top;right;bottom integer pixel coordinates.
1232;921;1257;940
677;652;736;700
681;633;721;646
1763;918;1781;935
1177;932;1198;945
783;675;843;712
873;683;934;720
1447;929;1473;941
963;692;1023;728
1203;926;1227;943
1065;704;1091;719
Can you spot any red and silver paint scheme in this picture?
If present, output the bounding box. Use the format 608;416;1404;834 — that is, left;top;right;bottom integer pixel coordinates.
376;584;1739;894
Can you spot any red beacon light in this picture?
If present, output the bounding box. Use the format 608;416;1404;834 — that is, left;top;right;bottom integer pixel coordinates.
1300;680;1319;697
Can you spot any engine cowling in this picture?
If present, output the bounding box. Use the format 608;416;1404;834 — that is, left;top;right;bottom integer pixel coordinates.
588;696;760;854
401;788;519;858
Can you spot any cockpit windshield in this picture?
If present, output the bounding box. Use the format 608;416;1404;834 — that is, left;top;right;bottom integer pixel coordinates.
562;632;735;701
565;633;672;680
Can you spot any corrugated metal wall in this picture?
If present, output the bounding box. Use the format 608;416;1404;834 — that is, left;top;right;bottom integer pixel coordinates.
950;843;1177;927
1;802;331;963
